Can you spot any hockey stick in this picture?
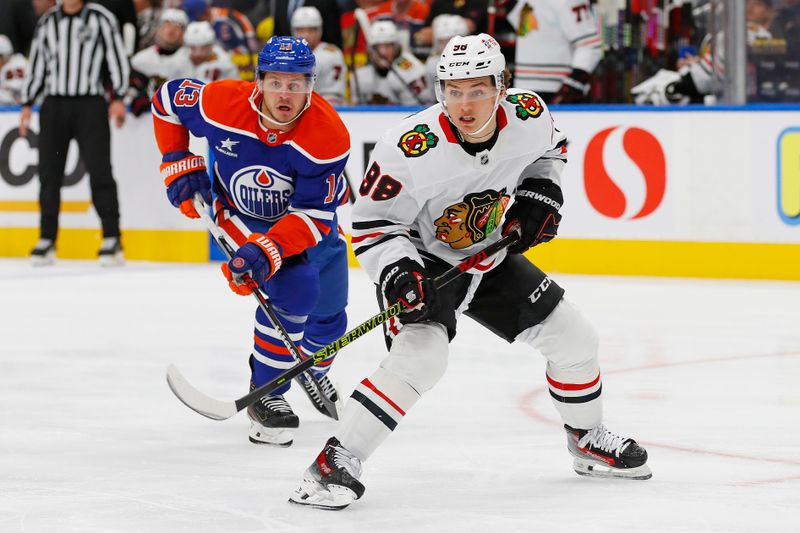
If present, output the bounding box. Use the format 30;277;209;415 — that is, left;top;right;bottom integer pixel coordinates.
178;194;339;420
166;229;520;421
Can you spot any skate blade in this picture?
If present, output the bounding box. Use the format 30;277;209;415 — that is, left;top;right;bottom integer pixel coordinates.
288;477;356;510
249;424;294;447
31;252;55;267
99;252;124;267
573;458;652;480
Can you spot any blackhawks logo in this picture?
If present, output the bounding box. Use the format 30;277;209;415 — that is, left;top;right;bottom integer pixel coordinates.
506;92;543;120
398;124;439;158
434;189;510;249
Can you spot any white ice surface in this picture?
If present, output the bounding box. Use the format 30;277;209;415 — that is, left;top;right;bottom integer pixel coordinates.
1;260;798;533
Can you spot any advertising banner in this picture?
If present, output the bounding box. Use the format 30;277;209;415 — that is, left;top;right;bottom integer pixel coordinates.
1;106;799;277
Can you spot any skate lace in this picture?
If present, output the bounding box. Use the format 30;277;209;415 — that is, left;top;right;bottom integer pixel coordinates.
261;395;292;413
318;376;336;398
332;446;362;479
303;375;336;403
579;424;631;457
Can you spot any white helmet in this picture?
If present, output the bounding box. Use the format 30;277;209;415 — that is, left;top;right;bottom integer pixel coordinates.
291;6;323;31
0;35;12;58
436;34;506;136
432;15;468;43
369;20;401;46
159;8;189;28
184;21;216;47
436;33;505;86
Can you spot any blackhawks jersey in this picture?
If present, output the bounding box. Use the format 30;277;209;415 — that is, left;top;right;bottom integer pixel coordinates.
172;45;239;83
506;0;602;93
351;88;567;282
0;54;28;105
313;42;347;106
151;79;350;258
351;51;435;105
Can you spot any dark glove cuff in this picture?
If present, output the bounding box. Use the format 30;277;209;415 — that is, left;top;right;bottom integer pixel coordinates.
162;150;194;163
514;178;564;211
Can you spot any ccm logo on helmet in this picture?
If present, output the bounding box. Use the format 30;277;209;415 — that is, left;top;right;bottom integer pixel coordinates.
448;61;470;67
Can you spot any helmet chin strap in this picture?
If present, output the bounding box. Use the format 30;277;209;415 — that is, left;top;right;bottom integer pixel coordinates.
443;88;503;141
248;83;313;128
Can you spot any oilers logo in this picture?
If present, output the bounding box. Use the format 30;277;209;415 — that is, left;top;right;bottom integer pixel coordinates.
230;165;294;221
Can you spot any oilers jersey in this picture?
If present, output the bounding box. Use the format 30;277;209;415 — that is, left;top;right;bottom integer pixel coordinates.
151;79;350;259
351;89;567;282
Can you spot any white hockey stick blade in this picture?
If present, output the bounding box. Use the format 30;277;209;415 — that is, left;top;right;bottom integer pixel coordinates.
166;364;238;421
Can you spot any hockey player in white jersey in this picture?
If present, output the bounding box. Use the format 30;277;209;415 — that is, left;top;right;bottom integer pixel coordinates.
0;35;28;105
290;33;650;510
131;8;189;96
291;6;347;106
506;0;602;103
351;20;435;106
424;14;468;88
176;21;238;83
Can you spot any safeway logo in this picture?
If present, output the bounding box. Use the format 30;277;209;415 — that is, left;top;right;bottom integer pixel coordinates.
583;126;666;219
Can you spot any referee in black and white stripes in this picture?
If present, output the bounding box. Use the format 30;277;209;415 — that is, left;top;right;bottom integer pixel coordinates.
19;0;130;265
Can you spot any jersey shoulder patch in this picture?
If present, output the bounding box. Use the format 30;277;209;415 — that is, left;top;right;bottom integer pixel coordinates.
397;123;439;158
396;57;414;71
505;91;544;120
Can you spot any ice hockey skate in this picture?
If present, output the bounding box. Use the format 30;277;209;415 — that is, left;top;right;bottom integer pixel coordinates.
247;394;299;446
298;372;341;419
289;437;365;510
565;424;652;480
98;237;124;267
30;239;55;266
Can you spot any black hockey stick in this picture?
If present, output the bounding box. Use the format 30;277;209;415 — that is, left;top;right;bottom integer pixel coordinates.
166;229;520;421
176;195;339;420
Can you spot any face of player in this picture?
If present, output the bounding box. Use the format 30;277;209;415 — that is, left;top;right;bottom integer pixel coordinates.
293;27;321;49
157;22;185;49
189;45;213;65
259;72;313;126
372;43;398;70
442;77;502;140
746;0;772;24
61;0;84;14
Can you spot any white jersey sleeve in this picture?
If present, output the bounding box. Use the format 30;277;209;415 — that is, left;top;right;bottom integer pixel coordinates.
351;133;424;282
508;0;601;92
555;0;602;74
189;45;239;82
314;42;346;105
389;52;435;105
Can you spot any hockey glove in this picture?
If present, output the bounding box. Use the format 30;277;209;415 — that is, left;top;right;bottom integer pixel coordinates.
380;258;438;323
160;150;211;219
552;68;591;104
221;234;283;296
502;178;563;254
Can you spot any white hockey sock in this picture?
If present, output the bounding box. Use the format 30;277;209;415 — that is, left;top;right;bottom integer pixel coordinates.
517;298;603;429
336;367;421;462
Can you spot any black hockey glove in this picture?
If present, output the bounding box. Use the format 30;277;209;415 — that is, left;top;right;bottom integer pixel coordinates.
502;178;563;254
552;68;591;104
380;258;438;323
